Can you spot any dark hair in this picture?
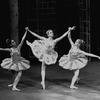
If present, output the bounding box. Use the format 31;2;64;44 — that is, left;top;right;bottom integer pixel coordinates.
76;39;85;50
6;39;11;47
76;39;85;45
6;39;16;47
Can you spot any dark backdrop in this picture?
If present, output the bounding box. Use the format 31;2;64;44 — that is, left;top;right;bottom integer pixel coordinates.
0;0;10;62
0;0;100;63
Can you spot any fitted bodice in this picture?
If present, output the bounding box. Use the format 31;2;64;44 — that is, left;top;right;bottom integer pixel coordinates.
10;48;20;57
69;46;80;56
45;39;55;50
10;48;21;63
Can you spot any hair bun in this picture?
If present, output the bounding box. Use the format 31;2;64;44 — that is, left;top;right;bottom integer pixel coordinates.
6;39;10;44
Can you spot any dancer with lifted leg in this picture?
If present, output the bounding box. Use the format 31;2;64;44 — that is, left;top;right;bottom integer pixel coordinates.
25;26;75;89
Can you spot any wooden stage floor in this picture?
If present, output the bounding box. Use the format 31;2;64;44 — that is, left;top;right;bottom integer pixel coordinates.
0;60;100;100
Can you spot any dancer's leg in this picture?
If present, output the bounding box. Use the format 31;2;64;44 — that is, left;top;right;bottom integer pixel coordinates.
12;71;22;91
76;77;80;83
41;61;46;89
70;69;79;89
8;71;17;87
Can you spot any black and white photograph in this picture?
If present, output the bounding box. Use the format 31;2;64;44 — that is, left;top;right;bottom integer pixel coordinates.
0;0;100;100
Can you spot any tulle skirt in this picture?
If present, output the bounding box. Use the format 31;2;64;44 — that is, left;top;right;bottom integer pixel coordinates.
59;54;88;70
40;50;58;65
1;57;30;71
27;40;58;65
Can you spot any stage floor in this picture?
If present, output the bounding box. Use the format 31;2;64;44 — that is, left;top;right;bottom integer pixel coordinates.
0;60;100;100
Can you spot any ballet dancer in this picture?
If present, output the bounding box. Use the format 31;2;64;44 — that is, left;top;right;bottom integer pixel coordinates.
0;29;30;91
59;29;100;89
25;26;75;89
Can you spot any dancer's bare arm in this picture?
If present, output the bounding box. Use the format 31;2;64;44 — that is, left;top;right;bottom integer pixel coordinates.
18;29;27;49
79;50;100;59
0;48;11;51
54;26;75;42
67;31;74;46
25;27;45;40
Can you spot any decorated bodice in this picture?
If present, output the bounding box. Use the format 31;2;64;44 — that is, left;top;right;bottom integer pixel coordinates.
69;46;79;56
10;47;20;55
45;39;55;51
68;45;81;60
68;45;87;61
41;39;56;55
10;48;21;63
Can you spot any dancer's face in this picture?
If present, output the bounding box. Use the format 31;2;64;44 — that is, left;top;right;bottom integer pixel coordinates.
47;30;54;38
75;39;81;48
11;40;17;47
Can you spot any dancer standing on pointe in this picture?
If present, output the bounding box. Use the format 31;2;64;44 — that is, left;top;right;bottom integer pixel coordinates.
25;26;75;89
59;28;100;89
0;29;30;91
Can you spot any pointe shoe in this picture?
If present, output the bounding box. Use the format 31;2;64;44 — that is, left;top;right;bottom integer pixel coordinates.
70;85;78;89
76;78;80;83
41;82;45;90
8;84;13;87
26;40;31;46
12;87;20;91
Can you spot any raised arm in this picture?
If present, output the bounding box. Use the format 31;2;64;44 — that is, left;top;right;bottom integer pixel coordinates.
67;31;74;46
54;26;75;42
0;48;11;51
80;50;100;59
18;29;27;49
25;27;45;40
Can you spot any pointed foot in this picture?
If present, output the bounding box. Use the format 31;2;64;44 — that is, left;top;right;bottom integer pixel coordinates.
70;85;78;89
41;82;45;90
12;87;20;91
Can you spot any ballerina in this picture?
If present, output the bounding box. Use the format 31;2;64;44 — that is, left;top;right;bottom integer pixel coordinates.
0;29;30;91
59;30;100;89
25;26;75;89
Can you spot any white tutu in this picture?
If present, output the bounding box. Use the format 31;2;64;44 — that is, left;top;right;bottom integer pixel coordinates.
1;57;30;71
27;40;58;65
59;53;88;70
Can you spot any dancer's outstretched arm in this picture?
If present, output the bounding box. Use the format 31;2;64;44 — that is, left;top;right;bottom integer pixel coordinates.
54;26;75;42
79;50;100;59
0;48;10;51
67;31;74;46
18;29;28;49
25;27;45;40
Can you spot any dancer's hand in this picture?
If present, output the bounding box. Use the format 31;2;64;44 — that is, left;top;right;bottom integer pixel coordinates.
26;40;28;44
98;57;100;60
25;27;29;31
68;26;76;31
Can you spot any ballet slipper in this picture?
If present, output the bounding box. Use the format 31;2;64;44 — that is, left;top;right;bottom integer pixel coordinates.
26;40;31;46
8;84;13;87
41;82;45;90
76;78;80;83
70;85;78;89
12;87;20;91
